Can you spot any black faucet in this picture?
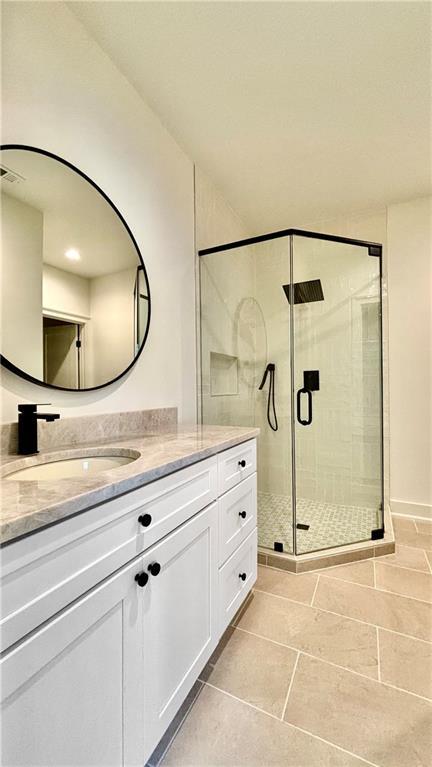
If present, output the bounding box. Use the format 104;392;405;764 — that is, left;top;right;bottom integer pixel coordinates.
17;404;60;455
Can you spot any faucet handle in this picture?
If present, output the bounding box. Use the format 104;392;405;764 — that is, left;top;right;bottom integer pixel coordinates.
18;403;51;413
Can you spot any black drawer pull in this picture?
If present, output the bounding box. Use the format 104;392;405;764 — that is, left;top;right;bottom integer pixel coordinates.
148;562;161;577
135;572;149;588
239;510;247;519
138;513;152;527
238;459;246;468
239;572;247;581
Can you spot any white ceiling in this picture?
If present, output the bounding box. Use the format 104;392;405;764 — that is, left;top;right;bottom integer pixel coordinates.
70;1;431;234
1;148;139;278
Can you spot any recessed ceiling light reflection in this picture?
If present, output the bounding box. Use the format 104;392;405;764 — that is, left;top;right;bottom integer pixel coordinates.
65;248;80;261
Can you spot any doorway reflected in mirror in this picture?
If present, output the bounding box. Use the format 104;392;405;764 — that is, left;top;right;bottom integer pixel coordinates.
0;145;151;391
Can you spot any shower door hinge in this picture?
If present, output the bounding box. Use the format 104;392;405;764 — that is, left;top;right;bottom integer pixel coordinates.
368;245;382;257
371;527;385;540
76;340;82;348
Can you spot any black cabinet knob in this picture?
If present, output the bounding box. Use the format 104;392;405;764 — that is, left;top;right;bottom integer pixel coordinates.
239;572;247;581
238;510;247;519
148;562;161;577
138;513;152;527
135;571;149;588
238;459;246;468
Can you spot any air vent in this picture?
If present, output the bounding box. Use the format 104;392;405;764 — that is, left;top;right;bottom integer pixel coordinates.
0;165;25;184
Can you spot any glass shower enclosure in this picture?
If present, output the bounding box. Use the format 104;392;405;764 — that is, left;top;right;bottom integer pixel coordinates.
199;230;384;557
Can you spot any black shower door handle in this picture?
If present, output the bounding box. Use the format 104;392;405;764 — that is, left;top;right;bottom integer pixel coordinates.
296;388;312;426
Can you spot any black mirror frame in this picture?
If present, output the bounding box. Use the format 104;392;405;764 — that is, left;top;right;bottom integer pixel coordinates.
0;144;151;392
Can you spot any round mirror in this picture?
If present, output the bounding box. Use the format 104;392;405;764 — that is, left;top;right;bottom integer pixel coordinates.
0;145;150;391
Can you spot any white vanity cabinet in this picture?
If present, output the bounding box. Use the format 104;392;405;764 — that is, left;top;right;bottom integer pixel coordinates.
1;555;145;767
141;503;218;759
0;438;257;767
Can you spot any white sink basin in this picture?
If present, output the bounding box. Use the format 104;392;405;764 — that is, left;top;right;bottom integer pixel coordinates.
4;452;139;481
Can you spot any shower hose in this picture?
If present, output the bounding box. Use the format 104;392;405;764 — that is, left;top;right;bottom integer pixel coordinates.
258;363;278;431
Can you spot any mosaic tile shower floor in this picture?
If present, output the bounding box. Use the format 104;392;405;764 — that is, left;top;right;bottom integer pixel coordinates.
258;491;380;554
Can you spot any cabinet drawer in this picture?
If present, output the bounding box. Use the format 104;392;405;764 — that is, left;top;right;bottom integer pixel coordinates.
1;457;217;652
219;474;257;565
217;439;256;495
218;527;257;637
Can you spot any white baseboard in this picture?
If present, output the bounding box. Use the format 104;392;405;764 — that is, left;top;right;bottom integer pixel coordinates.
390;499;432;520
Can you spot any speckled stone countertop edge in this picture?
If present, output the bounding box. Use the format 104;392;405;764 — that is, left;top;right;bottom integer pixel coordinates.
0;425;259;546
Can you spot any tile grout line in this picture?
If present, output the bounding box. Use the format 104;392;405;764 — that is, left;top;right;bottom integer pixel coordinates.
261;561;373;578
203;679;281;721
231;625;432;702
394;536;432;553
203;680;381;767
280;651;300;721
314;559;373;575
285;721;381;767
376;626;381;682
298;571;432;605
252;587;432;637
377;558;432;578
310;574;320;606
375;559;431;575
424;549;432;575
389;538;432;551
152;681;205;767
261;555;432;584
320;576;432;606
373;559;376;589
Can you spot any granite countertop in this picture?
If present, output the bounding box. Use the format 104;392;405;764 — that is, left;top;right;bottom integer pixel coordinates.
0;424;259;545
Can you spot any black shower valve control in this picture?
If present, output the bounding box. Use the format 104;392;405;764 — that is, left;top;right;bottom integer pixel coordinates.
303;370;320;391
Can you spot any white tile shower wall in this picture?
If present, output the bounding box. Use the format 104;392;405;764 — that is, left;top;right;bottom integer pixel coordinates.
198;207;389;546
195;167;254;429
294;211;389;512
291;237;382;511
253;240;292;501
200;246;257;429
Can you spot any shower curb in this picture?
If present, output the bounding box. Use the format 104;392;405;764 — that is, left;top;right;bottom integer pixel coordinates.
258;507;395;573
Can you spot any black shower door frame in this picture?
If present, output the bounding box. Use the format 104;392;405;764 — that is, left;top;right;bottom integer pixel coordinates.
199;228;384;554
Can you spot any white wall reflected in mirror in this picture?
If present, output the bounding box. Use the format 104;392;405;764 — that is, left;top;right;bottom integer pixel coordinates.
0;147;150;390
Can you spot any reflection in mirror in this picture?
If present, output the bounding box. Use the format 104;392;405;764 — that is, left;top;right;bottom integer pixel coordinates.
0;146;150;390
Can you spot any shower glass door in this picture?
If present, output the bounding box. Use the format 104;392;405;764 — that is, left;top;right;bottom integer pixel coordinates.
199;238;294;554
291;235;383;554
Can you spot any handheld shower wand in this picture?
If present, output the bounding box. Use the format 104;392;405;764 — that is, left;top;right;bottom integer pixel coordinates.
258;363;278;431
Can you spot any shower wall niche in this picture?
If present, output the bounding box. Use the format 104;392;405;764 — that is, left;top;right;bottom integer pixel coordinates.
199;230;384;558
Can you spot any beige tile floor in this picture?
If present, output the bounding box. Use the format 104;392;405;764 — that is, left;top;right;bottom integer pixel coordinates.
150;515;432;767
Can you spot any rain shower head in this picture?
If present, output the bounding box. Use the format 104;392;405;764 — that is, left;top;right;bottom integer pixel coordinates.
282;279;324;305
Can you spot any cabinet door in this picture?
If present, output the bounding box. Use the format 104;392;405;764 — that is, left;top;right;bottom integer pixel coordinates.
1;556;144;767
141;503;218;761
